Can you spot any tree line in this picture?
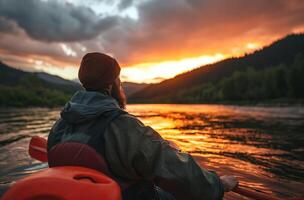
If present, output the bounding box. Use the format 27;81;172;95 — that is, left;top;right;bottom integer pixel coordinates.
169;53;304;104
0;74;72;107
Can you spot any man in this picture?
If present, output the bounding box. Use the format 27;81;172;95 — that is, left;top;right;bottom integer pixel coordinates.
47;52;238;200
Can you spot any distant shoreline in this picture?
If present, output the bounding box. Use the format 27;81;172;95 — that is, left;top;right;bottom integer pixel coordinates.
1;98;303;109
127;98;304;106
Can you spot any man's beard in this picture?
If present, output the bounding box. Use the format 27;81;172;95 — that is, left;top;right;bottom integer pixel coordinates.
111;78;127;109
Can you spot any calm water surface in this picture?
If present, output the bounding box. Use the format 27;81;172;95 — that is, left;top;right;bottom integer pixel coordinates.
0;104;303;199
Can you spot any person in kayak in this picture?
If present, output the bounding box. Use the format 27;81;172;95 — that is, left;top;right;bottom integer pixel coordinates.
47;52;238;200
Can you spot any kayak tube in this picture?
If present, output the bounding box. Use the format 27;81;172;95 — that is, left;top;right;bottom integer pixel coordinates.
2;166;121;200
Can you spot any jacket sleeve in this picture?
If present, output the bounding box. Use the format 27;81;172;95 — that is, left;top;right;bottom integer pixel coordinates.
103;114;224;200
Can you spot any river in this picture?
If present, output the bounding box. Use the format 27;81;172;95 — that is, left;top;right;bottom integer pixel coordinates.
0;104;303;199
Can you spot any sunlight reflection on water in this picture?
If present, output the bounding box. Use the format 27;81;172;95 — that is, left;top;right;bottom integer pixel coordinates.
0;105;303;199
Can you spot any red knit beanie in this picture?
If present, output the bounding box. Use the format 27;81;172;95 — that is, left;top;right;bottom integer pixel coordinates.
78;52;121;90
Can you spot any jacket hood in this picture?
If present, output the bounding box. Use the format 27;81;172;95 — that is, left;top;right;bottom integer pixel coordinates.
60;90;121;124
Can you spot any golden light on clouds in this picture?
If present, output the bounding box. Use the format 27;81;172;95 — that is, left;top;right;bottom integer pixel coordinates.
246;43;260;50
121;54;226;83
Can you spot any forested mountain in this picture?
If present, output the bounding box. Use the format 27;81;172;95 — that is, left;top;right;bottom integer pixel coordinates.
0;62;148;107
0;62;81;107
129;34;304;103
35;72;81;92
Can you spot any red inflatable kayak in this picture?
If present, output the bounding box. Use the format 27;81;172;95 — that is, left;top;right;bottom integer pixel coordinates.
2;136;303;200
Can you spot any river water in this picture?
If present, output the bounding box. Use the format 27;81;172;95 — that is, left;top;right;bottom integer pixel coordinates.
0;104;303;199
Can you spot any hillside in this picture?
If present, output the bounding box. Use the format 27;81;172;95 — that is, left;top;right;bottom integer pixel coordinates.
0;62;81;107
0;62;81;92
129;34;304;103
0;61;148;106
122;82;149;97
35;72;81;92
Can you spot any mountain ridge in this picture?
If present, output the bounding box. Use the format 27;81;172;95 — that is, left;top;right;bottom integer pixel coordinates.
0;61;149;106
129;33;304;103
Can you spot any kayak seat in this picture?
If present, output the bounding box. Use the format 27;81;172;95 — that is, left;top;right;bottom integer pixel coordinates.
48;142;111;176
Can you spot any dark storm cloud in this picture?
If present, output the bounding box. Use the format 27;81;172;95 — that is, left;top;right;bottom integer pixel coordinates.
118;0;134;10
0;0;118;42
0;17;19;34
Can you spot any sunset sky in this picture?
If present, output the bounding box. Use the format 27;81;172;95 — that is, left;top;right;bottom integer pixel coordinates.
0;0;304;83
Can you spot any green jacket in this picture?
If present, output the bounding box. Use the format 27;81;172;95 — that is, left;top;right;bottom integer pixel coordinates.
48;91;224;200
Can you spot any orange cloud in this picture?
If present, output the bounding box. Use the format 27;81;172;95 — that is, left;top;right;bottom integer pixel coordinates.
0;0;304;83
